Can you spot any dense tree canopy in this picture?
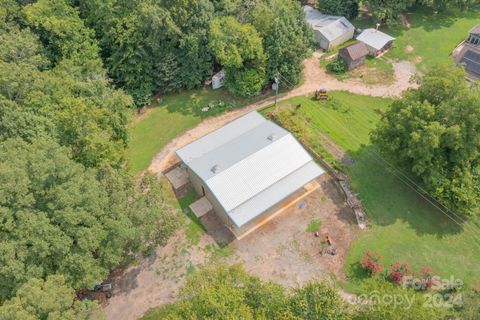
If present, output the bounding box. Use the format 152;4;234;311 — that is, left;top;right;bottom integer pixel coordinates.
0;1;134;168
209;16;266;97
364;0;478;22
372;65;480;215
0;138;181;301
316;0;359;20
246;0;313;86
24;0;103;74
0;275;99;320
74;0;312;104
145;265;349;319
143;265;448;320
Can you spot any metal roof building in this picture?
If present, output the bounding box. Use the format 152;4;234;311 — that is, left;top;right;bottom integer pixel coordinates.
176;112;325;238
356;28;395;56
304;5;354;50
455;25;480;81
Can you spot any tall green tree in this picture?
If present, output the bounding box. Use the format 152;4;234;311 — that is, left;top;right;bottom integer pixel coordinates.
258;0;313;85
107;3;181;105
209;16;266;97
0;275;100;320
363;0;415;22
161;0;215;89
372;65;480;215
316;0;359;20
23;0;103;74
0;17;134;167
0;138;181;300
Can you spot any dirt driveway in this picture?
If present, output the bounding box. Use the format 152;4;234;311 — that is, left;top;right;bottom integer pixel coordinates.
104;175;358;320
148;52;416;174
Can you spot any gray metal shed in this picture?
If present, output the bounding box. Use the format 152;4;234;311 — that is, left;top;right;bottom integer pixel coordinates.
356;28;395;56
304;5;354;50
176;112;325;238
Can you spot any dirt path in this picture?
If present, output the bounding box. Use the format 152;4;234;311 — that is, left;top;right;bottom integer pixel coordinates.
149;52;416;174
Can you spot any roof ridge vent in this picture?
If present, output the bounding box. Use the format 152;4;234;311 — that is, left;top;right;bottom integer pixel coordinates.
211;164;221;173
267;133;277;141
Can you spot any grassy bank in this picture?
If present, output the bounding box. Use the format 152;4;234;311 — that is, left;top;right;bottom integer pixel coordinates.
268;92;480;290
354;6;480;71
127;87;274;174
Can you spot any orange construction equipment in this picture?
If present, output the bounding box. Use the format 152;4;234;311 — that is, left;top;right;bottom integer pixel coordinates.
325;235;333;245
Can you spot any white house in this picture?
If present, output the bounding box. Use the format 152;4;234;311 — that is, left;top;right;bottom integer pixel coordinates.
304;5;354;51
176;112;325;238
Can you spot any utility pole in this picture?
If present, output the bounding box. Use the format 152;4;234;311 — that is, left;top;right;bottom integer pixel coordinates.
274;77;279;106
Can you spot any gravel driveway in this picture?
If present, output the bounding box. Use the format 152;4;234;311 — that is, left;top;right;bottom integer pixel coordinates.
148;51;417;175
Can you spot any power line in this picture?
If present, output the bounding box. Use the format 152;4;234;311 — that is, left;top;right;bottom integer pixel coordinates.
274;72;480;248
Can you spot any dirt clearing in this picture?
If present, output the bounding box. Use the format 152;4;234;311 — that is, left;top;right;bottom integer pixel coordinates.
104;174;358;320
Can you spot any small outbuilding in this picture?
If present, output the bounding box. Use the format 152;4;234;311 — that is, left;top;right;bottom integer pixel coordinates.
212;69;225;89
176;112;325;239
339;42;369;70
357;28;395;56
304;5;354;51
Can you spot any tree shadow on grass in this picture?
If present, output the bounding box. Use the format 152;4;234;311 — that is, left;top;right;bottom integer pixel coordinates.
162;87;274;120
355;5;478;42
344;145;465;237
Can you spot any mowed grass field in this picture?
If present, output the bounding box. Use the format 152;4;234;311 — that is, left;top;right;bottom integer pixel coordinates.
354;6;480;71
127;88;273;174
267;92;480;290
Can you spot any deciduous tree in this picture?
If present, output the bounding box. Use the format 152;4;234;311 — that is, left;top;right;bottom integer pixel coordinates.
372;65;480;215
209;16;266;96
0;138;181;300
317;0;359;20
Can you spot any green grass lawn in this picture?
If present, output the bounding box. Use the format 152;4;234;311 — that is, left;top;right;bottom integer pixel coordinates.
127;87;274;174
353;6;480;71
266;92;480;290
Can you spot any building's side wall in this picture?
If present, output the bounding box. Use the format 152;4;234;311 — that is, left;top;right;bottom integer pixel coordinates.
350;56;365;69
234;182;312;236
364;43;377;56
314;30;330;50
186;167;236;229
186;166;317;239
329;28;354;49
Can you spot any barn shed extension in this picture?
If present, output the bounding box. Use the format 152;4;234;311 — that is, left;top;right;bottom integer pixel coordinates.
176;112;325;239
304;5;354;51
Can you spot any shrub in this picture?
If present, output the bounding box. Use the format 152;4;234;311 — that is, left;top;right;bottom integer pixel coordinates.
326;59;346;74
389;262;413;285
360;250;383;275
412;266;435;291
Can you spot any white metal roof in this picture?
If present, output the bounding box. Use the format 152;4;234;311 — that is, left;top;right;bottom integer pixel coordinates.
176;112;325;228
229;161;324;227
357;28;395;50
304;5;354;41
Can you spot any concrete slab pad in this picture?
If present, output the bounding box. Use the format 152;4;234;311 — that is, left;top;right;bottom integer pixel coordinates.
165;166;189;190
189;196;213;218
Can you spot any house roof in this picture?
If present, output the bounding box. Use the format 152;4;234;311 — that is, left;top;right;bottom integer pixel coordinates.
457;44;480;77
470;24;480;35
303;5;354;41
357;28;395;50
176;112;325;228
340;42;369;60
